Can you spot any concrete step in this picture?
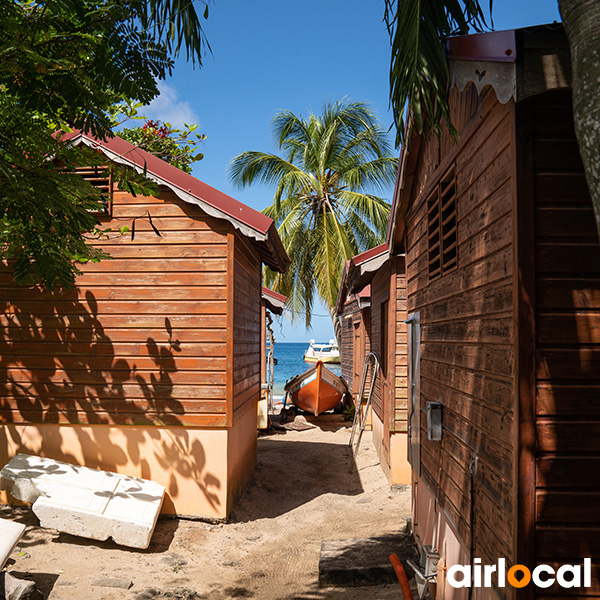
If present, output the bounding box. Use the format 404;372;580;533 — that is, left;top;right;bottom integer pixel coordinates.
318;533;418;587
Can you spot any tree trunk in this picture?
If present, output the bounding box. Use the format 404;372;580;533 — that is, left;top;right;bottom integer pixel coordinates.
560;0;600;245
330;306;342;349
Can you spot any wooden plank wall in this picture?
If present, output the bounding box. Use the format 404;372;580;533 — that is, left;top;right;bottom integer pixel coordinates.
392;256;408;433
405;86;517;580
353;306;372;400
371;262;391;423
340;297;359;393
0;188;231;427
527;90;600;598
231;232;262;423
410;84;482;202
371;262;392;465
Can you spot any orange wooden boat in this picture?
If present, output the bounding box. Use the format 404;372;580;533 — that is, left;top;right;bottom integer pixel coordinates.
284;360;348;416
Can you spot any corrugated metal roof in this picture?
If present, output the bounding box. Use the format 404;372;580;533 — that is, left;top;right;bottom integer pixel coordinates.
62;130;290;272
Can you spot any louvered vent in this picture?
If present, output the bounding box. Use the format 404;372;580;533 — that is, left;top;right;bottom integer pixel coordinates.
74;165;113;216
428;167;457;280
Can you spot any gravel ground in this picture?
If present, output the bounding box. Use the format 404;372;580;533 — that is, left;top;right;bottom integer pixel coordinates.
2;415;413;599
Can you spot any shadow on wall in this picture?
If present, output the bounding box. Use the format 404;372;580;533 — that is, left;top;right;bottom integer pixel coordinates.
0;282;221;513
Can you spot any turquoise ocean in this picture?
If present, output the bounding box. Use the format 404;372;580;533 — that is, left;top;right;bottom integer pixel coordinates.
269;342;342;397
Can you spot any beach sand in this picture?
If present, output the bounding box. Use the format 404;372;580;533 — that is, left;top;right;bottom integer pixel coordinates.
1;414;413;599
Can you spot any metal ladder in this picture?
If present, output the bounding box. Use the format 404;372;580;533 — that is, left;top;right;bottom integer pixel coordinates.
349;352;380;471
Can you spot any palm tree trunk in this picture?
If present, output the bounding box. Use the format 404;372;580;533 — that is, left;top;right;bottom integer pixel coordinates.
560;0;600;243
330;306;342;349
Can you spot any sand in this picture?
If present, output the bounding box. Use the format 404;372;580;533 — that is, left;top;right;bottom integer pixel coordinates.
2;415;413;599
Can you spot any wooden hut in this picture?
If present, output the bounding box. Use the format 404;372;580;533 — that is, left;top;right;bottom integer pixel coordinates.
259;287;287;427
389;24;600;599
335;262;371;396
336;244;411;485
0;131;289;520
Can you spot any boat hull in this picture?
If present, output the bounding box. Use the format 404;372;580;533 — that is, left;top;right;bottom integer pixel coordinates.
284;361;348;416
303;339;340;364
304;355;340;364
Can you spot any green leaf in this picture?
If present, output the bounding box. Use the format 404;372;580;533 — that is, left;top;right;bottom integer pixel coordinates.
228;99;396;329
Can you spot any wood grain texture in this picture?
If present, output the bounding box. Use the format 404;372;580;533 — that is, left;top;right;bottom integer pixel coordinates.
340;297;359;392
231;232;262;422
404;86;517;573
0;189;243;427
529;90;600;597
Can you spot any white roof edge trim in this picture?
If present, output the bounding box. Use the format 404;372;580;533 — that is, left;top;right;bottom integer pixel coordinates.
73;136;269;245
261;293;285;310
356;251;390;277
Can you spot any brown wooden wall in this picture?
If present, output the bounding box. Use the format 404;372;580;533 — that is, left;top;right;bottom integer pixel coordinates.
392;256;408;433
405;86;517;579
231;232;262;424
0;187;239;428
340;297;359;393
518;90;600;598
371;261;392;426
352;306;372;401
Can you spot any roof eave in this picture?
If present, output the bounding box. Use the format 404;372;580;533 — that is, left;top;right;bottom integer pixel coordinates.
67;132;291;272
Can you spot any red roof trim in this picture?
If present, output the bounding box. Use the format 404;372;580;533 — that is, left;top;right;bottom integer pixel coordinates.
351;242;389;266
64;131;273;235
261;286;287;303
446;29;517;63
357;284;371;300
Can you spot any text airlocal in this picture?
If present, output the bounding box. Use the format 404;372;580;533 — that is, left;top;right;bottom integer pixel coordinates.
447;558;592;589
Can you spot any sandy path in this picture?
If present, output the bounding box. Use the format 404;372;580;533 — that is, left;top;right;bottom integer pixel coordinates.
3;416;412;599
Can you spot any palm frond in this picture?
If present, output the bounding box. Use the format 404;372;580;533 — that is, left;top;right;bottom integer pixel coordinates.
229;98;397;326
342;157;399;192
337;191;391;235
385;0;491;146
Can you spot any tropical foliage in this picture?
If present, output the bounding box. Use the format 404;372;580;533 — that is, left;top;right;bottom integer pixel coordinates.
229;100;398;329
0;0;210;288
385;0;600;240
385;0;490;145
119;120;207;174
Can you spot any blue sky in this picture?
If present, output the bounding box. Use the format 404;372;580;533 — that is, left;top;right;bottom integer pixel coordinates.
140;0;561;342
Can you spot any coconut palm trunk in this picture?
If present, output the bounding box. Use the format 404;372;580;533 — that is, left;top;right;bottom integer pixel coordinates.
229;100;398;331
560;0;600;242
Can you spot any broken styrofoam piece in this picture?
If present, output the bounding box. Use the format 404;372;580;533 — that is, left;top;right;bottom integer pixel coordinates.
0;518;26;568
0;454;165;549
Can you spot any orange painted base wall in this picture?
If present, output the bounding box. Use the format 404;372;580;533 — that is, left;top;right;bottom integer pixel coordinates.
0;407;258;520
413;472;506;600
371;412;411;485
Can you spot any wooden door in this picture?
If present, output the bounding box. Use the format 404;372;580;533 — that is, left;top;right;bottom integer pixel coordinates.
353;320;364;400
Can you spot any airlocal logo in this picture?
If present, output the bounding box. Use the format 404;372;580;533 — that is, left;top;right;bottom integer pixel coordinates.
447;558;592;589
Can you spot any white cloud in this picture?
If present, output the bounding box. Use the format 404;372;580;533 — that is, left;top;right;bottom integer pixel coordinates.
142;83;200;128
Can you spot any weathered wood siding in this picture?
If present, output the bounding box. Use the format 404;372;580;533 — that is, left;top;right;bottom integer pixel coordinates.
353;306;371;400
392;256;408;433
371;262;391;421
406;87;517;577
520;90;600;598
340;297;359;393
0;187;232;427
371;261;393;465
231;232;262;423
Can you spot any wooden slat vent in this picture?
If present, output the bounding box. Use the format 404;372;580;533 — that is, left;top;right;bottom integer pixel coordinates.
428;167;457;280
74;165;113;216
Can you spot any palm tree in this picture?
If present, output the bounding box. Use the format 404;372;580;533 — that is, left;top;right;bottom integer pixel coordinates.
229;100;398;337
384;0;600;242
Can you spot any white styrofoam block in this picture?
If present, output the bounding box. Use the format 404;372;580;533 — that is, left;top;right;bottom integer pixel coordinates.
0;454;165;549
0;518;26;568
